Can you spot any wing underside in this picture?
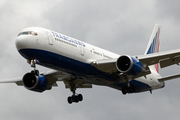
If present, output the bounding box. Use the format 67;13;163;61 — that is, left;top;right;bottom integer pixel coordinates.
0;70;92;89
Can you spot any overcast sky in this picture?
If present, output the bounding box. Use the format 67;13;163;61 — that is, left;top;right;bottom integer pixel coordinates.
0;0;180;120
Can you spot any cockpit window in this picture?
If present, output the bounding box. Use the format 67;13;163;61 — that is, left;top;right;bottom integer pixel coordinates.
17;31;38;36
30;31;38;35
22;32;29;35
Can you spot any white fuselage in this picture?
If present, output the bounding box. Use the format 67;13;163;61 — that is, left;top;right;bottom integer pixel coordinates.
16;27;164;93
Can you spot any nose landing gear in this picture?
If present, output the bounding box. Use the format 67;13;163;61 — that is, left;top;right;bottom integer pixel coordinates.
27;59;83;104
27;59;39;76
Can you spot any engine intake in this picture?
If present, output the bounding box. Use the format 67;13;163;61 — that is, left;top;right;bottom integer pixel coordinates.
116;55;143;75
22;73;51;92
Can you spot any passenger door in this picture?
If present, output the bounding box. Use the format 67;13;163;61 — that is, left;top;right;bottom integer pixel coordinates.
46;32;53;45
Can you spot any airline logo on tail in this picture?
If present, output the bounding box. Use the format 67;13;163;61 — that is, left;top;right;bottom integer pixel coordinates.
145;25;161;73
146;28;160;54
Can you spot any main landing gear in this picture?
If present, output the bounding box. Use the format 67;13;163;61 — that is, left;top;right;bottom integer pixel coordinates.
67;79;83;104
122;85;136;95
120;74;136;95
68;94;83;104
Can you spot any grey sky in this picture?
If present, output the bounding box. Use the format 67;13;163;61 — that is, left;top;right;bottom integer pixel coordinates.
0;0;180;120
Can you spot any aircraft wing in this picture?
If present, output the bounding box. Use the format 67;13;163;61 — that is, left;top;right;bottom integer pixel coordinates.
0;77;23;85
91;49;180;75
42;70;92;88
91;59;117;73
0;70;92;89
137;48;180;68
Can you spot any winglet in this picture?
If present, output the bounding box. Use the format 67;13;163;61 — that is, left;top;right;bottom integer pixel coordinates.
144;24;161;73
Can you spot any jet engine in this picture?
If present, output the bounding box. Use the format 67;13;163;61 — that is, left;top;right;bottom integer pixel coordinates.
22;73;52;92
116;55;143;75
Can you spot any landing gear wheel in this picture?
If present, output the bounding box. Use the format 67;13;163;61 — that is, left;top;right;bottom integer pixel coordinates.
78;94;83;101
67;96;72;104
31;70;39;76
122;88;127;95
67;94;83;104
31;70;35;75
35;70;39;76
122;85;136;95
74;96;79;103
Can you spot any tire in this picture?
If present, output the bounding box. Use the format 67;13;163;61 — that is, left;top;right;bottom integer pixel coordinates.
67;97;72;104
31;70;35;75
122;88;127;95
75;96;79;103
78;94;83;101
35;70;39;76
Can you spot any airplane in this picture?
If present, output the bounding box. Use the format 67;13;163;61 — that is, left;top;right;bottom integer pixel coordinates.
1;24;180;104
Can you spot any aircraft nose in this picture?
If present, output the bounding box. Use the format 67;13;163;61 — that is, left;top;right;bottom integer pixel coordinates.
16;36;27;51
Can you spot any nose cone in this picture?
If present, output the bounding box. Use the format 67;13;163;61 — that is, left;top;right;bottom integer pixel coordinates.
16;36;27;51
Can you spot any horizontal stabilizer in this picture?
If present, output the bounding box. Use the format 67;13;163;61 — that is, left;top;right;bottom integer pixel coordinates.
158;73;180;82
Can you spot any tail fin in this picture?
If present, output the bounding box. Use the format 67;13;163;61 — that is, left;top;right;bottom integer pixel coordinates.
144;24;161;73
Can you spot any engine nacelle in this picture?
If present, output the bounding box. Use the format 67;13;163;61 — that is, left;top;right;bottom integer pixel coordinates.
116;55;143;75
22;73;52;92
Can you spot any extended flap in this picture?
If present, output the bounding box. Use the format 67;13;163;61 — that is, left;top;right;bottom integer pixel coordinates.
160;56;180;68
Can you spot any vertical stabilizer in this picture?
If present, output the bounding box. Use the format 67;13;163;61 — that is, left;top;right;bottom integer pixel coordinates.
144;24;161;73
